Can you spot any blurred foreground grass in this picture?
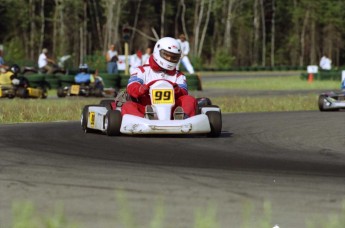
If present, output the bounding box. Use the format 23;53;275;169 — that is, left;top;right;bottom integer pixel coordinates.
10;197;345;228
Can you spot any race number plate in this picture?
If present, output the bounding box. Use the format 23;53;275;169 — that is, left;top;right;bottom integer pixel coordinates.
152;89;174;104
89;112;95;128
71;85;80;95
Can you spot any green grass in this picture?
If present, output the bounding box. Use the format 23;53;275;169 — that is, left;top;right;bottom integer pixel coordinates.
203;75;340;90
213;94;319;113
0;98;100;123
1;75;336;123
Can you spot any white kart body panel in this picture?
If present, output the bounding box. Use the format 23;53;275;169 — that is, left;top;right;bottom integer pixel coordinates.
86;106;108;131
120;114;211;134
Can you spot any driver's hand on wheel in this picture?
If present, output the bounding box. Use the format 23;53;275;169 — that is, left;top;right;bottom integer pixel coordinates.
138;84;149;96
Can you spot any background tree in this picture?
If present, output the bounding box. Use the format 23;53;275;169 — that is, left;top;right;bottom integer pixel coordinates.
0;0;345;70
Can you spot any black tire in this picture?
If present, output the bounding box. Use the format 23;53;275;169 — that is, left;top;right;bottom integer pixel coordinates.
197;97;212;106
99;99;115;110
81;105;91;133
39;87;48;99
206;111;222;137
105;110;122;136
16;87;28;98
196;98;212;115
57;87;66;97
318;95;326;111
94;88;104;97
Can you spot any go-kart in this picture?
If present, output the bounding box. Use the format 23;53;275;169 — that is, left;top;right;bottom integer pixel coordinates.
0;75;48;99
318;90;345;111
81;80;222;137
0;85;47;99
57;83;104;97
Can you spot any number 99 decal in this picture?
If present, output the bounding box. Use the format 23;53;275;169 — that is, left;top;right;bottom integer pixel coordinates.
152;89;174;104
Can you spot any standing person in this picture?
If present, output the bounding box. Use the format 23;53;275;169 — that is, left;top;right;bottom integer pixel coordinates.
129;49;143;75
106;44;118;74
38;48;55;74
121;37;197;120
141;47;152;64
176;33;195;74
319;54;332;71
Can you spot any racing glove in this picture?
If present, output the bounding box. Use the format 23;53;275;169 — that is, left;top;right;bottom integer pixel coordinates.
138;84;149;96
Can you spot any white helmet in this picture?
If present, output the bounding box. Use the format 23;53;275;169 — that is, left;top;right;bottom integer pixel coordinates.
153;37;181;70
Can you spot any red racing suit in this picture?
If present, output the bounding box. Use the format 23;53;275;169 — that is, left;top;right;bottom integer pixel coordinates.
121;55;197;118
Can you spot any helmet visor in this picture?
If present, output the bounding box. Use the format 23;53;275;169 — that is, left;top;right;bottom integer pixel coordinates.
160;49;181;63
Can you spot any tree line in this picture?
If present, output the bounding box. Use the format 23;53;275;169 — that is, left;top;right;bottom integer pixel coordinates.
0;0;345;70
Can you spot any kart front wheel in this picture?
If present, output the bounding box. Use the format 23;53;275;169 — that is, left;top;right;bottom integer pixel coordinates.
57;87;66;97
81;105;91;133
105;110;122;136
206;111;222;137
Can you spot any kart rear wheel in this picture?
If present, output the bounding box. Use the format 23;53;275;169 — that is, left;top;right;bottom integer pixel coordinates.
105;110;122;136
39;87;48;99
16;87;28;98
100;99;114;110
94;88;103;97
206;111;222;137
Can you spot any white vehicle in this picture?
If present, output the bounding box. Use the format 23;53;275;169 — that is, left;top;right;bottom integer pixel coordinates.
81;80;222;137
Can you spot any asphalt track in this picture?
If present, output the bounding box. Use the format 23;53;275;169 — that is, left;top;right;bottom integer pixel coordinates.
0;110;344;228
1;72;345;227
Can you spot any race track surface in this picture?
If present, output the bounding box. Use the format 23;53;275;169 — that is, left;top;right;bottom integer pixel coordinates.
0;111;344;227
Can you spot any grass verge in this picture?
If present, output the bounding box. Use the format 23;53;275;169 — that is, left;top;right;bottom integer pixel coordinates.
203;75;340;91
0;98;100;123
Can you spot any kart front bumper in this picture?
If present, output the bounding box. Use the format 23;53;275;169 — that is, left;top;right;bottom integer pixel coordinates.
120;114;211;134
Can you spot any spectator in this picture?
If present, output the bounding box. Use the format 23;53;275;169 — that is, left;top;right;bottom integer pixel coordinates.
106;44;118;74
176;33;195;74
129;49;143;75
319;54;332;71
142;47;152;64
38;48;55;74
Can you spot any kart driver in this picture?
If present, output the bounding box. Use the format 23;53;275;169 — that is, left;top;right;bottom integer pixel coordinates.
74;63;104;91
121;37;197;120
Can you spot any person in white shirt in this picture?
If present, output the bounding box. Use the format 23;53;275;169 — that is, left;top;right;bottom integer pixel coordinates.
38;48;55;74
176;34;195;74
129;50;143;75
105;44;118;74
319;54;331;70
